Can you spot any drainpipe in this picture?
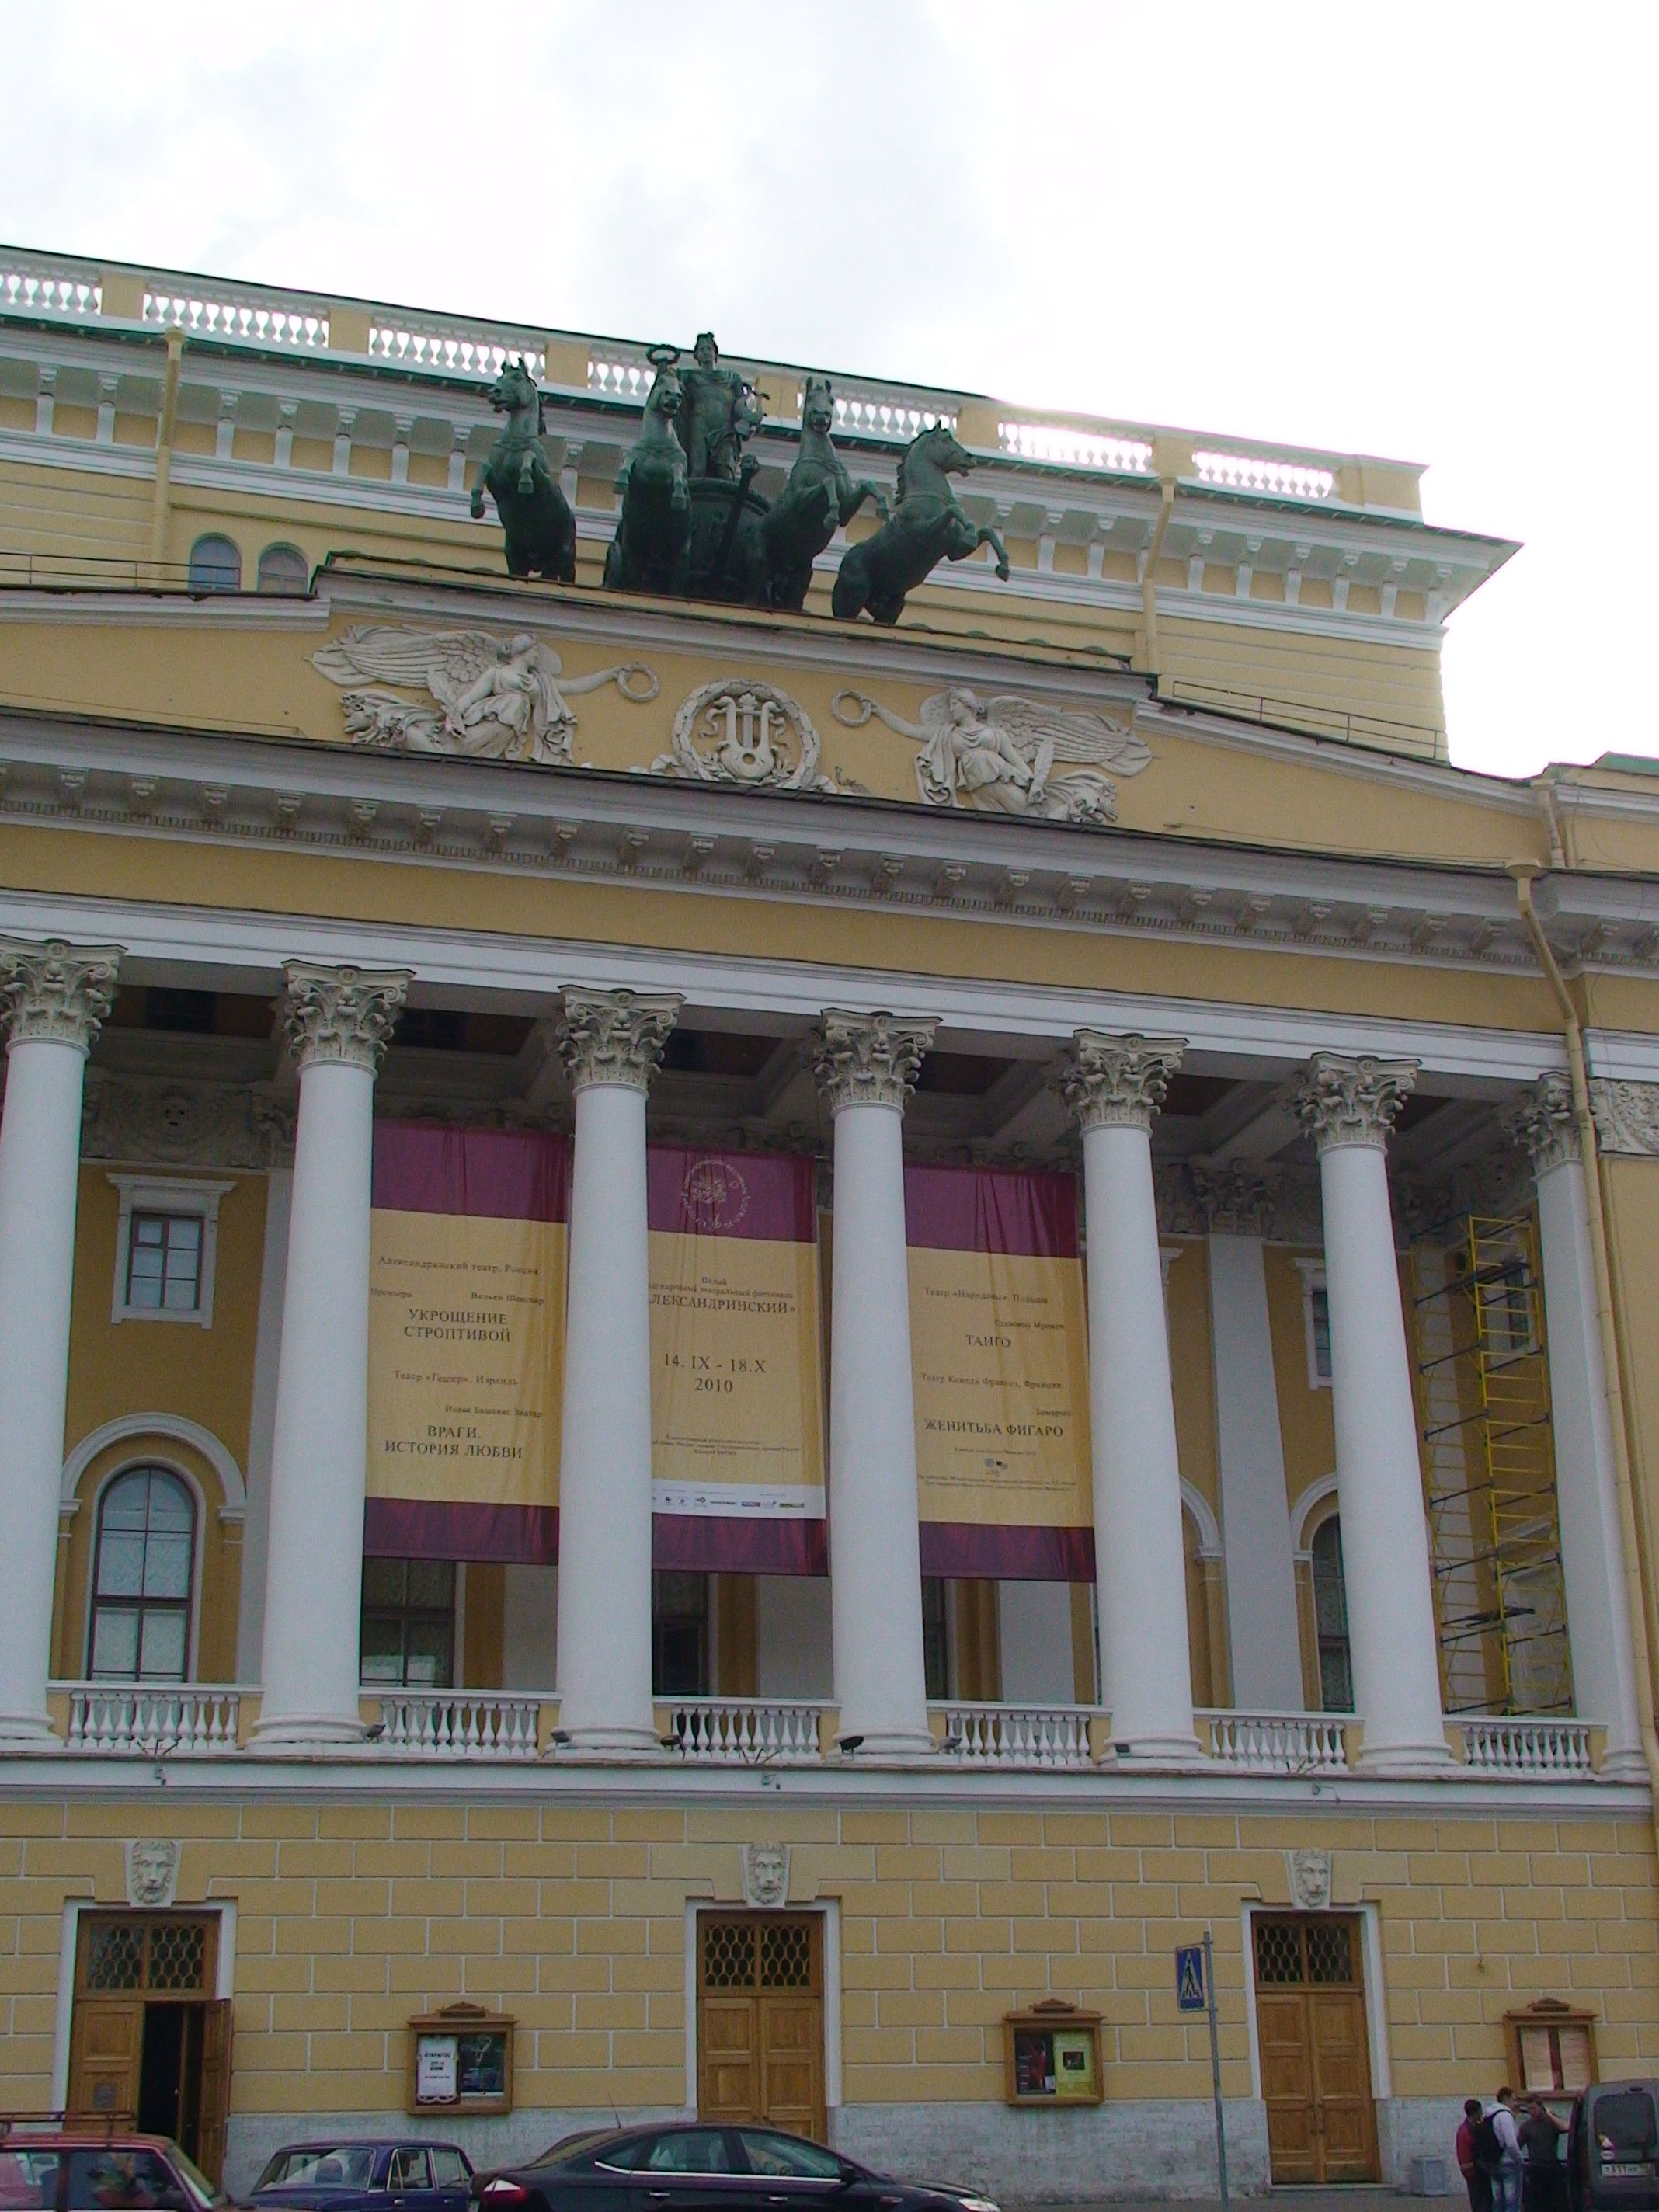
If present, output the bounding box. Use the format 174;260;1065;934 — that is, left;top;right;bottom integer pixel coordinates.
1533;776;1569;871
1139;476;1177;680
149;329;183;577
1510;859;1659;1795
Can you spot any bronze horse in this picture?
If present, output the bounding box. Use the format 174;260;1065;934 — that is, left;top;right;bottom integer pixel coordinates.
831;423;1009;625
761;376;888;612
603;348;692;595
470;359;576;583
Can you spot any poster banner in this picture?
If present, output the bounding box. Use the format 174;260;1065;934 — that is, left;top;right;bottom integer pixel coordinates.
367;1123;568;1562
906;1162;1094;1581
648;1146;827;1574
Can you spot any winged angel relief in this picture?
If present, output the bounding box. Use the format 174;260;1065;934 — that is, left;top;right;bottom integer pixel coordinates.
311;627;658;765
831;687;1150;823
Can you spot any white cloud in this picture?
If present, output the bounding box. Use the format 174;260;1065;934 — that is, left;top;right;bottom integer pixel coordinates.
3;0;1650;777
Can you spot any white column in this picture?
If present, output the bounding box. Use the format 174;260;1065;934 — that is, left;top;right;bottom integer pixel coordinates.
553;986;680;1754
0;939;121;1746
252;962;409;1751
1511;1075;1644;1776
1195;1168;1303;1712
1298;1052;1454;1772
814;1009;936;1758
1063;1030;1200;1763
236;1160;292;1683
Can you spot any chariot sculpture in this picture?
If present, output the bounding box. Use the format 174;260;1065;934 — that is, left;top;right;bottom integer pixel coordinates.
471;332;1007;624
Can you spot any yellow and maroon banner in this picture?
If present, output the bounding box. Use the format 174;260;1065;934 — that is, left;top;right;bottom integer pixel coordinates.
367;1124;568;1561
648;1146;827;1574
906;1163;1094;1581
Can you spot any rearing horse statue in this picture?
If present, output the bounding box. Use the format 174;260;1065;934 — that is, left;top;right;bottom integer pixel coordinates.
604;347;692;595
470;359;577;583
761;376;888;612
830;423;1010;625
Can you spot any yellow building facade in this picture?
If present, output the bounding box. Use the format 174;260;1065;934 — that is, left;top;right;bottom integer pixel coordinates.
1;245;1657;2198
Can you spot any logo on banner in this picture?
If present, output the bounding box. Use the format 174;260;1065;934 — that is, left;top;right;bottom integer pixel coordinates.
682;1156;750;1233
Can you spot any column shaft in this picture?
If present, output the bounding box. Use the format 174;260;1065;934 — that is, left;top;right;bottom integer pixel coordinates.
816;1010;935;1758
553;989;680;1754
1300;1053;1452;1772
254;963;407;1750
1513;1078;1643;1772
0;940;120;1745
1066;1031;1199;1763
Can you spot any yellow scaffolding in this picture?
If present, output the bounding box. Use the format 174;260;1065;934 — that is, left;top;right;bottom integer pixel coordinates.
1410;1212;1573;1716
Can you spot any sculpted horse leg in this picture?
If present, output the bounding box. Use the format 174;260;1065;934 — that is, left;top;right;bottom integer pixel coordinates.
976;523;1012;580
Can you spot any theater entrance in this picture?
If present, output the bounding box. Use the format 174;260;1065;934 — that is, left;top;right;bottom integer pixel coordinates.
67;1914;232;2182
696;1915;826;2144
1253;1914;1379;2184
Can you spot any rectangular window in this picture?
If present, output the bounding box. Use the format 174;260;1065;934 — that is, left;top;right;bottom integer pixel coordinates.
360;1560;456;1688
652;1570;709;1697
125;1212;203;1313
921;1576;950;1701
1309;1287;1332;1381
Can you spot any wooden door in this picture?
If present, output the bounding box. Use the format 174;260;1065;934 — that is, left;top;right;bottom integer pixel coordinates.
68;1997;143;2121
195;2001;235;2185
697;1916;826;2143
1253;1916;1378;2185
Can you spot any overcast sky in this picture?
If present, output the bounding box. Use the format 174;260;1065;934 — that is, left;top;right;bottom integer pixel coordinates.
4;3;1650;781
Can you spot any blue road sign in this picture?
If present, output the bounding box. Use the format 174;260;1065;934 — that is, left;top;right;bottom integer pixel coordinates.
1175;1943;1206;2012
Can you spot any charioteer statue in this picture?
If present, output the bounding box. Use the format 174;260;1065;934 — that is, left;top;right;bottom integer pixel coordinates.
475;325;1009;624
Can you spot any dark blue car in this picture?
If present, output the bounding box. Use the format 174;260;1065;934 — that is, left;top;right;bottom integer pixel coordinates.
253;2144;472;2212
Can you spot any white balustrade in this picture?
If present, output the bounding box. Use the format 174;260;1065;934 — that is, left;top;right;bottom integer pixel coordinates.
666;1699;826;1765
2;266;102;316
1459;1716;1595;1777
936;1703;1095;1769
589;354;659;402
1204;1709;1349;1773
143;288;329;350
61;1684;242;1756
833;391;956;441
375;1692;543;1760
1000;420;1153;473
1193;449;1336;500
371;322;544;382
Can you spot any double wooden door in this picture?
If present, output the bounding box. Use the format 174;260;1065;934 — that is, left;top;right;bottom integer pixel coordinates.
697;1915;826;2144
1254;1915;1379;2184
68;1913;232;2183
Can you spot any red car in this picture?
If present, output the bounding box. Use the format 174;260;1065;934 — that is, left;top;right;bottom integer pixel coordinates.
0;2120;237;2212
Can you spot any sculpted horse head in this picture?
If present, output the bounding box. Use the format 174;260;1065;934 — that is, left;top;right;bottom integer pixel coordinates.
896;422;975;504
641;346;683;438
802;376;835;440
486;357;544;436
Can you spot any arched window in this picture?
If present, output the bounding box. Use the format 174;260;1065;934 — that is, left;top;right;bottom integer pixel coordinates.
186;534;241;593
1310;1515;1354;1713
88;1467;196;1681
256;542;308;594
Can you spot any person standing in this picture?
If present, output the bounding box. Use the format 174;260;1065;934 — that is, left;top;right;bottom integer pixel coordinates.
1491;2089;1525;2212
1459;2097;1494;2212
1519;2097;1568;2212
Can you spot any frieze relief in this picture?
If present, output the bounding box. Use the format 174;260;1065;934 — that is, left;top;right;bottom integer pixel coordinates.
646;680;842;794
1156;1160;1323;1245
1590;1078;1659;1156
833;687;1151;823
82;1071;295;1170
312;626;657;763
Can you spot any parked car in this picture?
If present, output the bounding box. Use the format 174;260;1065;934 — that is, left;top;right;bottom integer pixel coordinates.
252;2145;472;2212
1568;2082;1659;2212
472;2123;999;2212
0;2120;233;2211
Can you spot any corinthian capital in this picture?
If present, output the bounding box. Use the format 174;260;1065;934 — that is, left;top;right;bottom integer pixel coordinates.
812;1009;936;1112
1060;1029;1186;1132
1296;1052;1418;1153
1508;1071;1581;1174
557;986;681;1094
0;937;122;1053
283;960;411;1073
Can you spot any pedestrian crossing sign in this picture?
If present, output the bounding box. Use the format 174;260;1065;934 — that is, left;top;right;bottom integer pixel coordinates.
1175;1944;1206;2011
